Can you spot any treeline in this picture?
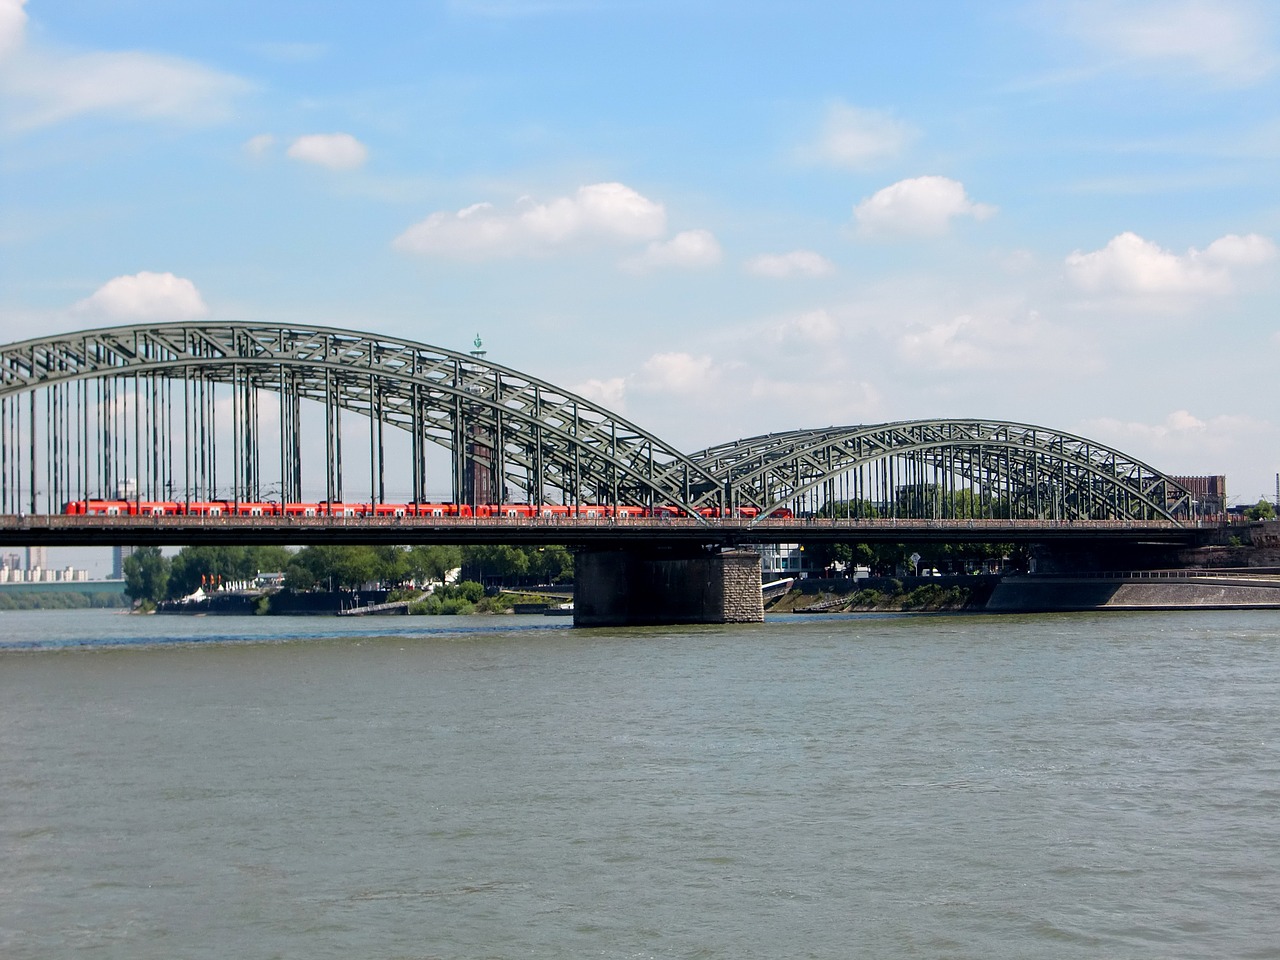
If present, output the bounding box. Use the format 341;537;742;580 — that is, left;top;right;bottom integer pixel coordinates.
805;497;1021;574
123;543;574;604
803;540;1019;576
0;590;130;611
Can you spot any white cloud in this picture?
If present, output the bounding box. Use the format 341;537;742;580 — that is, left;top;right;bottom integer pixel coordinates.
895;306;1098;374
745;249;835;279
243;133;275;157
1083;409;1269;456
1065;0;1277;86
621;229;722;273
796;101;917;169
748;376;882;424
1202;232;1279;266
288;133;368;171
571;376;627;412
286;133;368;171
395;183;666;258
0;5;248;129
75;272;209;321
636;352;717;394
854;176;996;238
0;0;26;61
1065;231;1278;296
769;309;842;346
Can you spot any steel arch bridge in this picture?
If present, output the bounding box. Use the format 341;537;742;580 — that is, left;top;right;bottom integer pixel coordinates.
692;420;1192;523
0;321;1191;524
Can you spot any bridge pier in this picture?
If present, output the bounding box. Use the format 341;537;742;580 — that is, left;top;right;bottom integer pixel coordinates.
573;546;764;627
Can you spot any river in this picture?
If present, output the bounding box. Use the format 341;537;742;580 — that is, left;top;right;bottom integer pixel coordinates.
2;608;1278;959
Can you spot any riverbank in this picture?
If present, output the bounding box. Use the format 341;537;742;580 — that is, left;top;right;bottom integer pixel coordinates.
768;576;997;613
0;581;129;611
769;570;1280;613
155;586;571;616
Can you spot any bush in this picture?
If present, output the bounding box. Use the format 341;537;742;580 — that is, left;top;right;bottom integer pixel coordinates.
849;589;886;608
437;598;475;616
903;584;945;609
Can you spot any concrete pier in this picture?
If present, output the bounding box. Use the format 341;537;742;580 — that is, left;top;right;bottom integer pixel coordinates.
573;546;764;627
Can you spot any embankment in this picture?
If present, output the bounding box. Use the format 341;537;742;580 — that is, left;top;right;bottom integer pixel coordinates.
988;572;1280;612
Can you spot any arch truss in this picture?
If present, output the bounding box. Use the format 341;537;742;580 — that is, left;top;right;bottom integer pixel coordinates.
690;420;1193;522
0;322;721;515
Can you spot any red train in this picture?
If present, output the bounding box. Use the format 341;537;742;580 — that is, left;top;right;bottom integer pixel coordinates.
62;500;790;520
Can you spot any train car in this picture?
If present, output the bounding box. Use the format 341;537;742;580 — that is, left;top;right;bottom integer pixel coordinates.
185;501;229;516
228;502;279;517
86;499;132;516
319;502;376;518
60;498;782;521
137;501;183;516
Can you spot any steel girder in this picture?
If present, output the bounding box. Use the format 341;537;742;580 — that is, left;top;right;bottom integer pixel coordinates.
0;322;720;512
689;419;1192;522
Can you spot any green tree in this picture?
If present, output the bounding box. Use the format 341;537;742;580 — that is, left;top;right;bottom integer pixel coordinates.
123;546;170;604
168;544;293;598
370;545;411;587
462;544;529;582
406;544;462;586
1245;499;1277;521
285;545;382;591
527;544;574;583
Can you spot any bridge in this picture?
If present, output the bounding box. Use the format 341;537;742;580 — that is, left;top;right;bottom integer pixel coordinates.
0;322;1207;623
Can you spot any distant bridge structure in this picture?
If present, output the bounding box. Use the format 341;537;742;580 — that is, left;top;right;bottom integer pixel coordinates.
0;321;1194;531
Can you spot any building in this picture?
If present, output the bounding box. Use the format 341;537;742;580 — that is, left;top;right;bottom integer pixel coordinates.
756;543;824;581
1171;476;1227;517
112;545;136;580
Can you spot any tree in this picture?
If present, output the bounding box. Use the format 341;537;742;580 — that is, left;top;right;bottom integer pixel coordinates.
123;546;170;604
285;545;381;591
370;545;410;587
1245;499;1277;521
461;544;529;583
528;544;574;583
167;544;293;598
406;544;462;586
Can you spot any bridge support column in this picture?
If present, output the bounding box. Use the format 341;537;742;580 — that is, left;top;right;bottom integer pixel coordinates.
573;546;764;627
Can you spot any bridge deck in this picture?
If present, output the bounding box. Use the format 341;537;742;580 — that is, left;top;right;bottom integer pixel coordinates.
0;514;1205;547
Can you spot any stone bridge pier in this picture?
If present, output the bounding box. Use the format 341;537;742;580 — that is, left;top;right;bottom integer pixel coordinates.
573;545;764;627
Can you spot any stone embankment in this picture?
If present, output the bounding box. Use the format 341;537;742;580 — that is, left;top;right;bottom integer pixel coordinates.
987;571;1280;612
771;568;1280;614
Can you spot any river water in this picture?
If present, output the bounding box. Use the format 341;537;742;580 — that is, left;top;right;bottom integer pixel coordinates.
2;608;1278;959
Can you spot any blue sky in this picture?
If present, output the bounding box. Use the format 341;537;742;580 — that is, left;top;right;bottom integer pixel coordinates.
3;0;1279;548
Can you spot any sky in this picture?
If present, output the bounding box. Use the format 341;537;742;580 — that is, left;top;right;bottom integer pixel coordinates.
2;0;1280;554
